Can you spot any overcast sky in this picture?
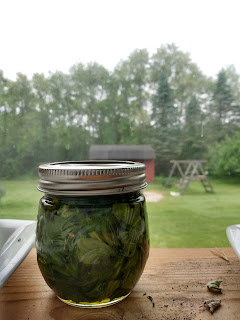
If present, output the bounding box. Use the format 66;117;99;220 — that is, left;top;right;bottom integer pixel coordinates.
1;0;240;80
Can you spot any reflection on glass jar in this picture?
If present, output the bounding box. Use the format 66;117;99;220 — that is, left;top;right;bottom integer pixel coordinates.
36;161;149;308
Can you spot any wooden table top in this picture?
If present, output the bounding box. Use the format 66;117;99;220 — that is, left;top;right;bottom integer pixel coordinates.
0;248;240;320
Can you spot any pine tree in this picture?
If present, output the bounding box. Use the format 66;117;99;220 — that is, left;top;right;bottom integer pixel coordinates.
152;72;176;128
151;72;181;174
213;70;234;123
211;70;235;141
181;96;206;159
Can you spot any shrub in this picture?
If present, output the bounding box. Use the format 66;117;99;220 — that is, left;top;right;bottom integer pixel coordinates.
209;130;240;177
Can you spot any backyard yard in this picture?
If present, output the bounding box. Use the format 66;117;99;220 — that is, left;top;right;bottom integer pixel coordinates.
0;178;239;248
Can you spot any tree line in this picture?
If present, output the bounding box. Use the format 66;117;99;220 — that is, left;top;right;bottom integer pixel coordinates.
0;43;240;178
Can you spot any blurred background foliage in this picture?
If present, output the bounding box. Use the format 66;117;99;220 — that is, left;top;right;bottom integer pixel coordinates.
0;44;240;178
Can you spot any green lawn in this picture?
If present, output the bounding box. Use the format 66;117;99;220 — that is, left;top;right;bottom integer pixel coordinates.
0;178;239;248
0;179;39;220
148;178;240;247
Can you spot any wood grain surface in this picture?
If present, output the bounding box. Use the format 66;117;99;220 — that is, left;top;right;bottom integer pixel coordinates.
1;248;240;320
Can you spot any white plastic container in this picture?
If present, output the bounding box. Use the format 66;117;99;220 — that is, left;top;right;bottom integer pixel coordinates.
0;219;36;288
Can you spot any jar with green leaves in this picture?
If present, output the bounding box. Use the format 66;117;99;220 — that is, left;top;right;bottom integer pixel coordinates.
36;161;149;308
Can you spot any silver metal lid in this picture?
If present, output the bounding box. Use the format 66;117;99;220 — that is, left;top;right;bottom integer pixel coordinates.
38;161;147;196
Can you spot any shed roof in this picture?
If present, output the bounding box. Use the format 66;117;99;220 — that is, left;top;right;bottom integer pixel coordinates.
89;145;155;160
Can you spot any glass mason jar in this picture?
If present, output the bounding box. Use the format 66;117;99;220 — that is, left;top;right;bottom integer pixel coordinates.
36;161;149;308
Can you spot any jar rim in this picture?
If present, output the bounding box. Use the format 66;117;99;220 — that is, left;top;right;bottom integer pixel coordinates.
38;160;147;196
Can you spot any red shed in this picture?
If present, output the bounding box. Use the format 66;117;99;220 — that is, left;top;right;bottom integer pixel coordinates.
89;145;155;183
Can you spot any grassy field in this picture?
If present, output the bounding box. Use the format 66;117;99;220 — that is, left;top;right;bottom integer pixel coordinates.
0;178;239;248
148;178;240;247
0;179;39;220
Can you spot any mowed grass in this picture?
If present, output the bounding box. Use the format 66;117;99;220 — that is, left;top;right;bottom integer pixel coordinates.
0;178;239;248
0;179;39;220
148;178;240;248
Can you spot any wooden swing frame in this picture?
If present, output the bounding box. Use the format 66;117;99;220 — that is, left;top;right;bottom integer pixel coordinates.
164;160;214;194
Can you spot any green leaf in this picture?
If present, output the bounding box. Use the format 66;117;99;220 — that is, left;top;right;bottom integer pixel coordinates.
77;237;114;265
